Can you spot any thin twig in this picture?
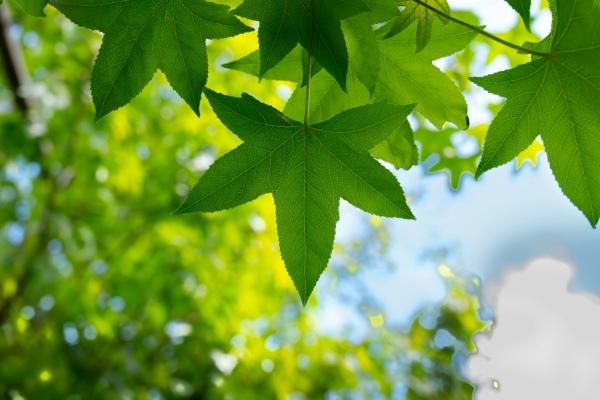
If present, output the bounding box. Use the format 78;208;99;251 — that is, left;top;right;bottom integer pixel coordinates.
411;0;549;58
303;0;316;127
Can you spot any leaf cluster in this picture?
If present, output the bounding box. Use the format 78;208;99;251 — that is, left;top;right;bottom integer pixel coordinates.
8;0;600;304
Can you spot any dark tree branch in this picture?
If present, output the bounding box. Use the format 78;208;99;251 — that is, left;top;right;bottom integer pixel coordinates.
0;3;30;113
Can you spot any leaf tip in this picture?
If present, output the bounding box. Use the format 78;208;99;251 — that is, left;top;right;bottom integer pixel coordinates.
300;296;309;307
468;76;480;85
93;113;105;123
221;60;235;71
171;207;185;216
474;166;485;181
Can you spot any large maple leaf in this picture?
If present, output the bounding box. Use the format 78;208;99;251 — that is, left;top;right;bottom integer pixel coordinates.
472;0;600;227
175;89;415;304
49;0;251;119
232;0;369;91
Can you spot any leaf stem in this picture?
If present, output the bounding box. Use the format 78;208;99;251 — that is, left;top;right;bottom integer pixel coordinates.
304;0;316;128
411;0;549;58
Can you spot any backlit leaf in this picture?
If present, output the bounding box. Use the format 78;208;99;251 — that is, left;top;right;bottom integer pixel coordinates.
175;89;415;304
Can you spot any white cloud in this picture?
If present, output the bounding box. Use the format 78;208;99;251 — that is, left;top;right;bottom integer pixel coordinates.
466;258;600;400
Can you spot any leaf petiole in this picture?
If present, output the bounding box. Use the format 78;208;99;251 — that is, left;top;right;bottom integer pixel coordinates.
410;0;549;58
304;0;316;128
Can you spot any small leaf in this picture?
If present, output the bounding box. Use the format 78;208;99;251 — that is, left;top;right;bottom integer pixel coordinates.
176;89;415;304
385;0;451;52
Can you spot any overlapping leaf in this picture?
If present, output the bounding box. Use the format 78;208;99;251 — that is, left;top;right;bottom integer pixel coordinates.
49;0;251;119
385;0;450;52
340;0;401;94
371;122;419;170
282;19;476;130
225;18;474;171
343;13;381;95
472;0;600;227
223;45;323;86
232;0;369;90
175;89;415;303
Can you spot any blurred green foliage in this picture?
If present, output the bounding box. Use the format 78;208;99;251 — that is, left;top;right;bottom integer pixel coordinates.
0;3;490;399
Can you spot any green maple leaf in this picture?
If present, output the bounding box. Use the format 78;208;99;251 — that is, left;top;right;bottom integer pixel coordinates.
472;0;600;227
503;0;531;30
232;0;369;91
385;0;450;52
175;89;415;304
8;0;48;16
49;0;251;120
